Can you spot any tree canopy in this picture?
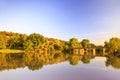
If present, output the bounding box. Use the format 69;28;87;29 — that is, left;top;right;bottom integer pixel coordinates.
104;37;120;54
81;39;90;48
1;31;120;56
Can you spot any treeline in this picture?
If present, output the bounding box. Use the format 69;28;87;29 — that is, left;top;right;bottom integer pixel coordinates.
0;31;95;52
0;31;120;55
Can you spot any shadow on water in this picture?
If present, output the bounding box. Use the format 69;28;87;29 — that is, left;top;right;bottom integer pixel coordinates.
0;52;120;71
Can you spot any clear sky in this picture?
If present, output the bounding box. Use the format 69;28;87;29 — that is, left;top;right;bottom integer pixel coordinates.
0;0;120;45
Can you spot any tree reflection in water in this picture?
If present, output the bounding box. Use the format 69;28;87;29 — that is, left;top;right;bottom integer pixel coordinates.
0;52;66;71
106;55;120;69
1;52;120;71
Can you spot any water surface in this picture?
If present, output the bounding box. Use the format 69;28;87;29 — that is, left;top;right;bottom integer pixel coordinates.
0;53;120;80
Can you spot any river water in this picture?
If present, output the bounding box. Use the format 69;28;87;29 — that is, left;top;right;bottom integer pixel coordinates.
0;53;120;80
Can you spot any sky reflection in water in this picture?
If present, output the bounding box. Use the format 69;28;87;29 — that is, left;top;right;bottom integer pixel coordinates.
0;57;120;80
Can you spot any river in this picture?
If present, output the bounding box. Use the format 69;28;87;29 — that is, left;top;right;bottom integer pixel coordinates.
0;53;120;80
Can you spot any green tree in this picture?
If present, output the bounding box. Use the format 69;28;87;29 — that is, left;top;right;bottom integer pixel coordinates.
104;41;110;52
7;36;25;49
104;37;120;53
26;33;45;50
63;41;70;53
53;40;62;50
24;40;33;50
109;38;120;53
69;38;80;49
81;39;90;48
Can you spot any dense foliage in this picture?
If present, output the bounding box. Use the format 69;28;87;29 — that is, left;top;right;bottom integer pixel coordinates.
104;37;120;55
0;31;95;52
0;31;120;56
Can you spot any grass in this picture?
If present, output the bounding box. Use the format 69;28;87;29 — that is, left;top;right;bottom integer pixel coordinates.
0;49;24;53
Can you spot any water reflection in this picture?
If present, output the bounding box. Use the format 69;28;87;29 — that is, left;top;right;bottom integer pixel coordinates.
0;52;67;71
0;52;120;71
106;55;120;69
69;55;95;65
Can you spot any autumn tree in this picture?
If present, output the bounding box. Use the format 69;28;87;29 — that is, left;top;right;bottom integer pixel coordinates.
0;34;6;49
63;41;70;53
24;33;45;50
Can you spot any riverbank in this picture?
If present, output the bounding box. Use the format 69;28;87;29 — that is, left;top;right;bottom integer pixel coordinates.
0;49;24;53
0;49;62;53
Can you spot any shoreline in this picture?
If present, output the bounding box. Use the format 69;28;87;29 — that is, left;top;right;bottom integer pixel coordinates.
0;49;62;53
0;49;25;53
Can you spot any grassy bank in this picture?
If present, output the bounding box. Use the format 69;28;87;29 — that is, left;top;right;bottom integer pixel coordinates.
0;49;24;53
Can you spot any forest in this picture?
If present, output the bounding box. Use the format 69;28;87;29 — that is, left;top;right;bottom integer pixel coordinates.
0;31;120;56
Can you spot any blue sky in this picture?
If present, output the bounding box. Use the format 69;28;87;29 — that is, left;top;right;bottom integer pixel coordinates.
0;0;120;45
